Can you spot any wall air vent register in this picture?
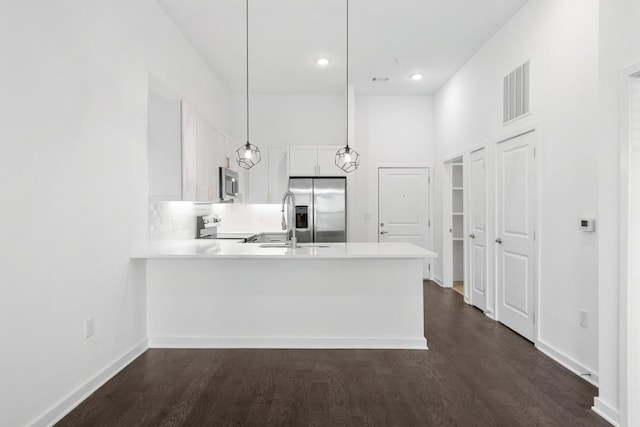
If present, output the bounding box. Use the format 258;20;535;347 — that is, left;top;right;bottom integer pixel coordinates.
503;60;530;124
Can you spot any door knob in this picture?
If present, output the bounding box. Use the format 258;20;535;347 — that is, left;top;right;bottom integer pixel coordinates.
380;231;389;235
495;238;502;244
469;233;475;239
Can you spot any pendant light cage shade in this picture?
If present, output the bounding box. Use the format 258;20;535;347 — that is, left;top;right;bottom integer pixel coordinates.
335;146;360;173
235;141;261;169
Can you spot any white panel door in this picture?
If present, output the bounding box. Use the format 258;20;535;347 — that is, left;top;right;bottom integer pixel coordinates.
469;149;488;311
378;168;430;278
497;131;536;341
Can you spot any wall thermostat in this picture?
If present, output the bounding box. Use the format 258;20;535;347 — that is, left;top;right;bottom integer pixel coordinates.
580;218;595;232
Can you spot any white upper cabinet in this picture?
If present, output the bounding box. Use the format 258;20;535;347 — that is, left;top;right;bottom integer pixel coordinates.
268;148;288;202
149;98;198;201
288;146;317;176
149;98;228;202
149;99;183;200
316;145;344;176
246;147;288;203
181;102;198;201
288;145;345;177
195;116;219;202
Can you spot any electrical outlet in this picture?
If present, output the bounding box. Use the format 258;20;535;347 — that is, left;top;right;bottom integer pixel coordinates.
84;318;94;338
579;310;589;328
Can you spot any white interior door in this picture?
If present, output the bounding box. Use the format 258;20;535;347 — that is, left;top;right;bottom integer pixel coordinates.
378;168;430;278
496;131;536;341
469;148;488;312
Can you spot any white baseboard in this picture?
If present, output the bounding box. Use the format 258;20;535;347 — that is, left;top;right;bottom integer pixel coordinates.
592;397;619;426
433;276;443;285
536;339;599;387
29;339;148;427
148;336;428;350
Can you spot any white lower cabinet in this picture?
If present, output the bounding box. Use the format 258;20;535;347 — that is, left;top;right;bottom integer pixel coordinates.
288;145;346;177
246;147;288;203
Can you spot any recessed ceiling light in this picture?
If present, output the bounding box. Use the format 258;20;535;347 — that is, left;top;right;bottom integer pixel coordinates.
316;58;330;66
411;73;424;81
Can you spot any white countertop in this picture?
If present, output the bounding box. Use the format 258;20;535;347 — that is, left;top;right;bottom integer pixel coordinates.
135;240;437;260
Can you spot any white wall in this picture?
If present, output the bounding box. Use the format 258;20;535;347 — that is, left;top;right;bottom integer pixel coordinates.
352;96;436;243
0;1;230;425
597;0;640;424
433;0;600;384
231;94;345;148
231;94;436;244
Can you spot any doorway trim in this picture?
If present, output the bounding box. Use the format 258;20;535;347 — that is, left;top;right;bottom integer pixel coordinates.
599;64;640;427
441;156;468;296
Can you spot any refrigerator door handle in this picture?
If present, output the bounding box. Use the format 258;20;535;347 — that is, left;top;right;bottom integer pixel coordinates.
312;183;317;243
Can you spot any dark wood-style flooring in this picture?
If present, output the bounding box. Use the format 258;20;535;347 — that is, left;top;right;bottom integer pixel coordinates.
57;281;608;426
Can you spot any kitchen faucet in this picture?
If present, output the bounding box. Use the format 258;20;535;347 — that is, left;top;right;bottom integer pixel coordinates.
281;191;297;249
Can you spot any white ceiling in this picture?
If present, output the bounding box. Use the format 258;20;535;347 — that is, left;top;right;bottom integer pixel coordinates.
157;0;528;96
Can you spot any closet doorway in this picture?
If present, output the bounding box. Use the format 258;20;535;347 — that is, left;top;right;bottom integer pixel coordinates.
442;157;466;295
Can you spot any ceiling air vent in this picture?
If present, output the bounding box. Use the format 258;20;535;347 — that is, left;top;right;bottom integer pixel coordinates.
503;60;530;124
372;77;390;82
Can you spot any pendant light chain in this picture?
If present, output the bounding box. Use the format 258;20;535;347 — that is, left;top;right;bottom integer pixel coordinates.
345;0;349;150
246;0;250;144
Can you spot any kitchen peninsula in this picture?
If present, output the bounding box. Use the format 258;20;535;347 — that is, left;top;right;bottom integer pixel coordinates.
138;240;436;350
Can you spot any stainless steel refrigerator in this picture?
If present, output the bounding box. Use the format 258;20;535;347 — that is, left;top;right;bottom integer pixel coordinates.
289;177;347;243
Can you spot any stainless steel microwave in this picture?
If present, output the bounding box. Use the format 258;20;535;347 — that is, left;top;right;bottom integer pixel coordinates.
219;167;239;199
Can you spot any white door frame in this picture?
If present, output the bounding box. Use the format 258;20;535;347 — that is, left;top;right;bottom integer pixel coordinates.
493;125;540;344
615;65;640;427
375;164;433;279
441;157;468;293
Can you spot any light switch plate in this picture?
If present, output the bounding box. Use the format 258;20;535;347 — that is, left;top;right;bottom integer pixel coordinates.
579;218;595;232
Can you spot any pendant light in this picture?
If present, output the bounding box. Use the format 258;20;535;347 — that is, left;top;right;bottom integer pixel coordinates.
335;0;360;173
235;0;261;169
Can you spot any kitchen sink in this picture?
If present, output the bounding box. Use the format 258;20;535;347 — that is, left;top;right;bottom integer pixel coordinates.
259;243;331;249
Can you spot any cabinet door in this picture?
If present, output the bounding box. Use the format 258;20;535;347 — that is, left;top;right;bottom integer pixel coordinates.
317;145;345;176
225;136;236;171
247;151;269;203
288;146;317;176
268;148;288;203
196;117;218;202
181;101;198;201
149;99;182;200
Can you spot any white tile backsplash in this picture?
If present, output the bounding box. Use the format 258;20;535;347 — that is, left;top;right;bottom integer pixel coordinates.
149;202;282;243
